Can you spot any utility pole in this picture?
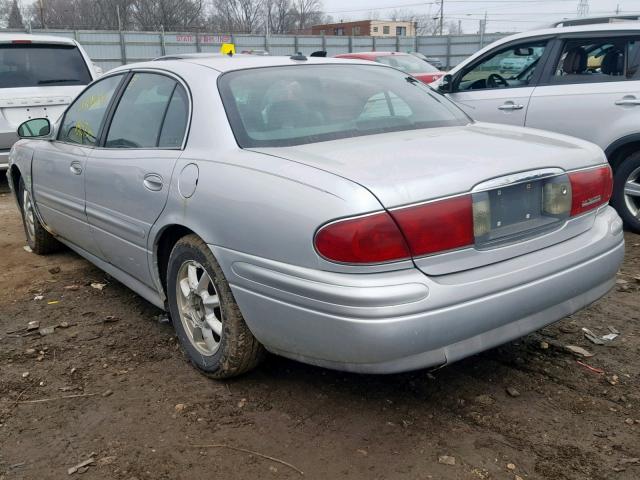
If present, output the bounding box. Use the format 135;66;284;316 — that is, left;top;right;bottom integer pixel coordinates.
439;0;444;36
616;3;620;14
38;0;45;29
479;11;487;48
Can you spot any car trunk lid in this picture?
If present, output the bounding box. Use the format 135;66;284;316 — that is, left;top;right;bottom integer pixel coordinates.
251;123;608;274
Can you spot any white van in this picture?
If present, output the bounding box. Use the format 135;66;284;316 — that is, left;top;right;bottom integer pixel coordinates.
0;33;98;170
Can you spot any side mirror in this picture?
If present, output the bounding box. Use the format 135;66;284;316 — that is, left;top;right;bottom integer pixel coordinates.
18;118;51;139
514;47;534;56
438;74;454;94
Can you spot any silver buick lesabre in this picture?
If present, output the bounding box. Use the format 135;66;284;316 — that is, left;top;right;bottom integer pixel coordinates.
7;55;624;378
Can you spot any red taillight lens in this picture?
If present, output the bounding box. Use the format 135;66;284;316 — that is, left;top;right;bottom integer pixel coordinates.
390;195;474;256
569;165;613;216
11;40;32;44
314;212;410;263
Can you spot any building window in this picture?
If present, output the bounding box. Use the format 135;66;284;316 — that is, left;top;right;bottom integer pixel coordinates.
335;27;344;36
373;26;378;32
383;25;390;34
320;29;325;35
396;26;406;36
353;26;361;35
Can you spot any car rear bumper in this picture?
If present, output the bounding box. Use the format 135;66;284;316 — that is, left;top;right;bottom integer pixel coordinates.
211;207;624;374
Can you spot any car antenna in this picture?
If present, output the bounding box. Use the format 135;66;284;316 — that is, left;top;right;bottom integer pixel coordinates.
290;52;307;61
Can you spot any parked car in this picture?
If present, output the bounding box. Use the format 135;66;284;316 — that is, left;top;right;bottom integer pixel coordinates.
0;33;99;171
8;55;624;378
433;23;640;232
409;51;444;70
335;52;445;84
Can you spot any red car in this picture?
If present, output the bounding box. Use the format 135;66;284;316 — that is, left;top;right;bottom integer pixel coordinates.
334;51;444;84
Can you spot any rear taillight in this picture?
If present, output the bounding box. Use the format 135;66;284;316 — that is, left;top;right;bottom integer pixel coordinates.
11;40;32;44
569;165;613;216
314;212;410;263
390;195;474;256
314;195;474;264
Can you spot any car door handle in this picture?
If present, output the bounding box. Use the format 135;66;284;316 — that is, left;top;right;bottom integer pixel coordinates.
615;96;640;106
69;162;82;175
498;103;524;111
143;174;163;191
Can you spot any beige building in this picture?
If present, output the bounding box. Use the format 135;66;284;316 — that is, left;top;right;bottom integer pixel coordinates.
311;20;416;37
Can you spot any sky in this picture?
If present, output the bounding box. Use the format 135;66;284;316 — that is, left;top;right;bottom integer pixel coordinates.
320;0;640;33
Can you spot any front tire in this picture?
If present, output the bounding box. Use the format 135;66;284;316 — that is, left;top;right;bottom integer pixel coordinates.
166;234;264;378
611;152;640;232
18;178;60;254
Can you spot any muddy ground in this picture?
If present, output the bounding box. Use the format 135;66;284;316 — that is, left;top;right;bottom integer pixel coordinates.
0;176;638;480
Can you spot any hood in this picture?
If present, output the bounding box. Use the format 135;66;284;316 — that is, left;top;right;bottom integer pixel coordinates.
251;122;605;208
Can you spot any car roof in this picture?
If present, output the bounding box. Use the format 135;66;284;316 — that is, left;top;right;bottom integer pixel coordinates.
117;55;376;74
0;32;77;45
497;22;640;44
335;51;407;59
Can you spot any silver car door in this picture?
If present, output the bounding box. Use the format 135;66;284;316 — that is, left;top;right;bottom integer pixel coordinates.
526;35;638;150
85;72;190;286
448;40;550;126
32;73;126;257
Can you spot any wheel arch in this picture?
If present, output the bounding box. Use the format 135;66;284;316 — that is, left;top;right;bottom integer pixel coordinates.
153;224;198;303
8;164;23;204
605;134;640;172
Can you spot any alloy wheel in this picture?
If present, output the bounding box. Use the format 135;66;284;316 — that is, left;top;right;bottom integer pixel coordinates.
22;188;36;241
624;166;640;218
175;260;223;356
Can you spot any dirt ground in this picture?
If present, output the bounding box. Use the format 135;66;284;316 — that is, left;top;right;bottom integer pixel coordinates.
0;176;638;480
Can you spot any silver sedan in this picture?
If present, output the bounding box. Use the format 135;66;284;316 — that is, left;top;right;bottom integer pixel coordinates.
7;55;624;378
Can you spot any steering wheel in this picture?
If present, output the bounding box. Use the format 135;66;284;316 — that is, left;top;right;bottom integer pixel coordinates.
487;73;508;88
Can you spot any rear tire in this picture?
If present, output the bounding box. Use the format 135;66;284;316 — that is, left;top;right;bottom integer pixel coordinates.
18;178;61;255
611;152;640;233
166;234;264;378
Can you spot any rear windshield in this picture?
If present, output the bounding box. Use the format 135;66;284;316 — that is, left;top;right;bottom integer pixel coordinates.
218;64;469;148
0;44;92;88
376;54;439;73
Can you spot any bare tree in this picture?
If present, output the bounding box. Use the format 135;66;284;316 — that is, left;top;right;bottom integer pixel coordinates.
7;0;23;28
131;0;204;31
210;0;263;33
291;0;322;32
387;8;438;36
267;0;294;34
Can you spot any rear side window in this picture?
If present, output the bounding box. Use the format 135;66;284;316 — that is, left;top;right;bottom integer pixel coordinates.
551;37;629;84
58;74;124;146
158;85;189;148
106;73;187;149
0;44;92;88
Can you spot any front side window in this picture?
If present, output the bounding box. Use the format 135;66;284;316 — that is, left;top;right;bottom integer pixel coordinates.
218;64;469;148
105;73;186;148
458;41;547;91
58;74;124;146
0;44;92;89
551;38;628;84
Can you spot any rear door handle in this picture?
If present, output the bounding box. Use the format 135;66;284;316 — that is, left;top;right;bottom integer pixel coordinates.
69;162;82;175
143;173;163;191
498;103;524;111
615;96;640;106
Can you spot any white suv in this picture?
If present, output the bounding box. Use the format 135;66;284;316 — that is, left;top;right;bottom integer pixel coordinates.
0;33;98;170
437;23;640;231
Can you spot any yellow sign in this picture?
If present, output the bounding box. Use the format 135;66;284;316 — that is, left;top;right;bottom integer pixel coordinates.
220;43;235;56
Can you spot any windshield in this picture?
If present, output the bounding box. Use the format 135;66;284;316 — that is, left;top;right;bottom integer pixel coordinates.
0;44;92;88
376;54;439;73
218;64;469;148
